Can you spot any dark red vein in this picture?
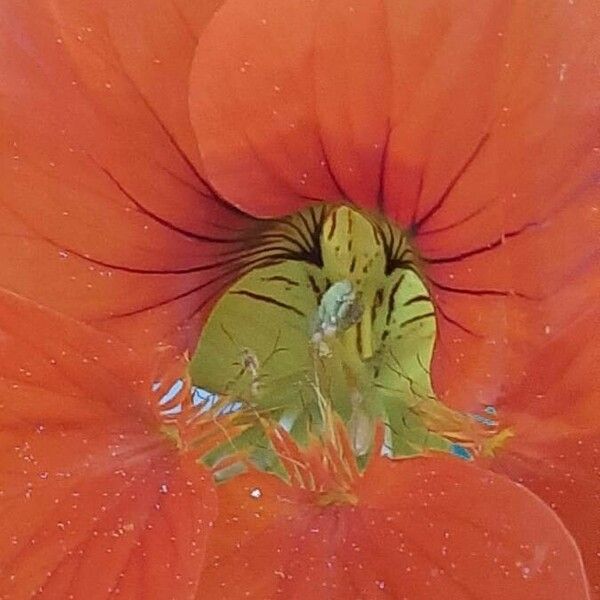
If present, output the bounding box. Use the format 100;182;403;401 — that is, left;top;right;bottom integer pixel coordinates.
411;132;491;233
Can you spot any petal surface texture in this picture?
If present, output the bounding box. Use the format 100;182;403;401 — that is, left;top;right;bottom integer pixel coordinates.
0;290;217;599
0;0;259;354
203;456;590;599
489;308;600;597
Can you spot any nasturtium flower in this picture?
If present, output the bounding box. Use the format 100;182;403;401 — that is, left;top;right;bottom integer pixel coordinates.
2;0;600;598
0;289;217;598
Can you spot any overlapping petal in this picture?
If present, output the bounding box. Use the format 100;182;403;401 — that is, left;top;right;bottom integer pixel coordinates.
0;0;262;355
0;289;217;598
190;0;600;410
202;448;590;599
488;307;600;596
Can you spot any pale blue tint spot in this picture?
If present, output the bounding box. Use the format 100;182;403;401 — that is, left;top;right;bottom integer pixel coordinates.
381;444;393;457
192;387;220;413
470;413;497;428
190;387;242;416
279;412;297;432
158;379;184;405
151;381;162;392
219;401;243;416
192;387;214;403
450;444;473;461
192;387;216;406
484;405;497;415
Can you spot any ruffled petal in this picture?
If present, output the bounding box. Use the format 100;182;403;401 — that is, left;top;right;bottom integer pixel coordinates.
0;0;257;353
0;290;217;598
203;455;590;599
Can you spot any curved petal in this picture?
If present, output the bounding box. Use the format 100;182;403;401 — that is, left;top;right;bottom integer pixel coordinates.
492;434;599;600
190;0;600;409
202;456;590;599
488;307;600;596
0;0;258;353
189;0;412;215
0;290;217;598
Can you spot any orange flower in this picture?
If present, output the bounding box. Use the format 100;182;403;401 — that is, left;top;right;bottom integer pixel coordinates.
201;424;591;599
0;289;216;598
2;1;600;597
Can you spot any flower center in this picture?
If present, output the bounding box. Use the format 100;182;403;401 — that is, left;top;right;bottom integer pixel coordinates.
188;204;495;467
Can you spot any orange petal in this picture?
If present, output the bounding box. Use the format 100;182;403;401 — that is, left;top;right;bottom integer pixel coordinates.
0;0;257;353
388;0;600;408
190;0;338;216
491;434;599;599
487;308;600;596
203;456;590;599
0;290;217;598
393;0;600;409
495;306;600;428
